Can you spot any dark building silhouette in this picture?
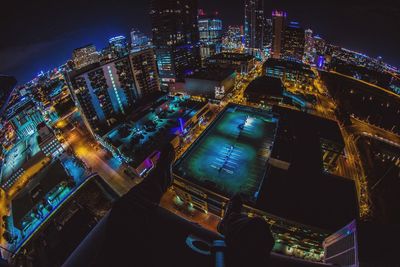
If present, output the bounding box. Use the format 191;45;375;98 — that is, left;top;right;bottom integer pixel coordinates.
150;0;200;84
282;22;305;62
0;75;16;118
271;10;287;59
244;0;265;50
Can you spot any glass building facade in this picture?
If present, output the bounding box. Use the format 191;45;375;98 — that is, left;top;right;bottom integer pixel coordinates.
150;0;200;83
69;49;160;135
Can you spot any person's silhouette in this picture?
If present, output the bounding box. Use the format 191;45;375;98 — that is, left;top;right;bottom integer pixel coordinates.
218;194;275;267
94;144;274;267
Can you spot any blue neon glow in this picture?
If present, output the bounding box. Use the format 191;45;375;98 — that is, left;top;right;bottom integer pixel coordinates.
317;56;325;68
178;118;184;134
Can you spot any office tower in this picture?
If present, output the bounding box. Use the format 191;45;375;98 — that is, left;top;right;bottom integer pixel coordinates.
303;29;314;64
69;49;160;135
130;29;150;48
282;21;305;62
129;48;160;98
108;36;128;58
72;44;99;70
263;18;272;48
198;12;223;63
244;0;264;50
313;35;327;67
222;25;244;51
198;14;222;44
313;35;327;57
271;10;287;59
150;0;200;84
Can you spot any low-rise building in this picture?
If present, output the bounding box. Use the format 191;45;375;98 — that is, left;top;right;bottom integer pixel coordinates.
172;104;356;256
244;76;284;105
37;122;64;158
179;68;236;100
206;52;256;74
263;58;315;89
6;98;45;139
99;95;211;176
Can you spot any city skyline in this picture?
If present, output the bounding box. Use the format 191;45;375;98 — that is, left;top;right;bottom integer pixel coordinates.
1;0;399;83
0;1;399;265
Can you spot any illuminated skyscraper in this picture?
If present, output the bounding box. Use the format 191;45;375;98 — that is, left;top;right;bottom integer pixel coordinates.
198;12;223;63
222;25;244;51
313;35;327;66
72;44;100;70
108;36;128;58
129;48;160;97
282;21;305;62
68;49;160;135
271;10;287;59
198;15;222;44
130;29;150;49
313;35;327;57
244;0;264;50
150;0;200;84
263;18;272;48
303;29;314;64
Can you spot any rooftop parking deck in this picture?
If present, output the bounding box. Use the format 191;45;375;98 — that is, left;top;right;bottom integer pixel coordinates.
174;104;277;202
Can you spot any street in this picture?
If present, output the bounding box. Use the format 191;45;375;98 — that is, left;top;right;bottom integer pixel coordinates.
62;125;140;196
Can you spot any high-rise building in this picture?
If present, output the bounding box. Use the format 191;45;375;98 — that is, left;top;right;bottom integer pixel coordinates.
271;10;287;59
198;12;223;64
313;35;327;67
313;35;326;58
303;29;314;64
244;0;264;50
68;49;160;135
150;0;200;83
130;29;150;49
129;48;160;98
72;44;100;70
222;25;244;51
108;36;129;58
282;21;305;62
263;18;272;48
198;15;222;44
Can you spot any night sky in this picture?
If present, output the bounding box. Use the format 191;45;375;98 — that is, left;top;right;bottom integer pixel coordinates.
1;0;399;84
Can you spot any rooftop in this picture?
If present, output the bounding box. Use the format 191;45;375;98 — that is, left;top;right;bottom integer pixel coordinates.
174;104;277;202
259;106;356;231
187;68;235;82
1;133;42;186
245;76;284;100
175;104;356;231
14;175;117;266
5;97;35;120
105;96;207;167
264;58;315;76
272;106;344;161
256;165;358;232
208;52;255;61
12;160;69;230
